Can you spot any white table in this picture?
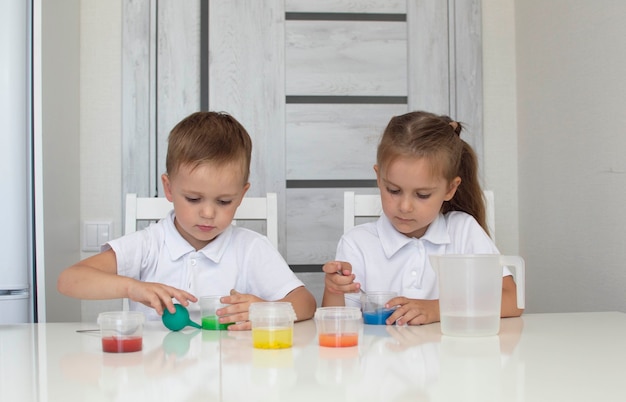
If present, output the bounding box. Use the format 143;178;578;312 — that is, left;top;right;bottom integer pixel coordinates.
1;312;625;401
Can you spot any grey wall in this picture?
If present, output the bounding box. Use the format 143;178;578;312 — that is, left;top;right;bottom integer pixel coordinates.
41;0;81;321
516;0;626;313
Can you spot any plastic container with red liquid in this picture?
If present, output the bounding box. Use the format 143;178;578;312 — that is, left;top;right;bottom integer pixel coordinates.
97;311;145;353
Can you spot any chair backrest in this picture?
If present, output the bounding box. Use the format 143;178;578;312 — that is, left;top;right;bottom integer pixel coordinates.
124;193;279;248
343;191;383;233
343;190;496;241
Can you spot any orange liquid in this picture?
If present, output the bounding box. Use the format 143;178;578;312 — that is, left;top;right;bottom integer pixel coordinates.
318;333;359;347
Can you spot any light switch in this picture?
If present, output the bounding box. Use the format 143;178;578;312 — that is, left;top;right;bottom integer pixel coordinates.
83;221;113;252
97;223;110;246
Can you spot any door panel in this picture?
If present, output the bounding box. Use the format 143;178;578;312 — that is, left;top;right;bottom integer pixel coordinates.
286;104;406;180
286;20;407;96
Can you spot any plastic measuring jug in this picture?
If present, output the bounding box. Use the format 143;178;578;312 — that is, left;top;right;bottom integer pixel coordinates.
430;254;525;336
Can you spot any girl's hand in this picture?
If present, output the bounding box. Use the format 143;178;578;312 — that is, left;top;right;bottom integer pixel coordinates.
322;261;362;294
386;297;440;326
218;289;264;331
127;280;198;316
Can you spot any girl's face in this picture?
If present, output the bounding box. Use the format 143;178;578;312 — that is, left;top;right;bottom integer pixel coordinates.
374;156;460;239
162;161;250;250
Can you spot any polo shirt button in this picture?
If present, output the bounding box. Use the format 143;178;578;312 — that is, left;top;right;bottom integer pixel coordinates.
190;259;197;266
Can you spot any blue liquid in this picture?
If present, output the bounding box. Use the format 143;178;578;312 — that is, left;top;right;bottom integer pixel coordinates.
362;308;395;325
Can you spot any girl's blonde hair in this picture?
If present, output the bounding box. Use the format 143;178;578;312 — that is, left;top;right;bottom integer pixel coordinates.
376;111;488;235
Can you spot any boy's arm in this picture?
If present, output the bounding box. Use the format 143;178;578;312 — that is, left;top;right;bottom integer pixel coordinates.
281;286;316;322
501;275;524;317
57;249;197;315
57;250;132;300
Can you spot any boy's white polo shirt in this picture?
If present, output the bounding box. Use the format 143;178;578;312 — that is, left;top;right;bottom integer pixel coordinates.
105;210;303;320
337;211;507;308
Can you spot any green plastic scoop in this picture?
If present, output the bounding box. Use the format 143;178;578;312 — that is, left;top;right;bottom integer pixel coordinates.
162;304;202;331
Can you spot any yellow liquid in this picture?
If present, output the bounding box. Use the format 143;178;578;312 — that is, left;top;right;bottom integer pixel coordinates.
252;327;293;349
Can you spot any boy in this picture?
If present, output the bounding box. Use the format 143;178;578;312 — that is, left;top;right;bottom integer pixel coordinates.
58;111;316;329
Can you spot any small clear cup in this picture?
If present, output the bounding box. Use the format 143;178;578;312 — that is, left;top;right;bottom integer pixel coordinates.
314;307;362;347
97;311;145;353
199;295;230;330
361;291;398;325
249;302;297;349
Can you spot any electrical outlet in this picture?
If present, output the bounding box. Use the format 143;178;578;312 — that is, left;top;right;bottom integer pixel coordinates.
82;221;113;252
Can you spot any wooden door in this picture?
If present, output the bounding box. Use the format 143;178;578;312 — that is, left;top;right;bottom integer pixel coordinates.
122;0;482;275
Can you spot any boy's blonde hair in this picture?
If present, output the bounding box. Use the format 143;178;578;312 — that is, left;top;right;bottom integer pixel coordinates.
166;111;252;184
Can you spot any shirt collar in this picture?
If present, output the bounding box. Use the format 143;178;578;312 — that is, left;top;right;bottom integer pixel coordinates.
377;213;451;258
163;210;233;262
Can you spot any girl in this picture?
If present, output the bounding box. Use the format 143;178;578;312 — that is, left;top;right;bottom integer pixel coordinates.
321;111;523;325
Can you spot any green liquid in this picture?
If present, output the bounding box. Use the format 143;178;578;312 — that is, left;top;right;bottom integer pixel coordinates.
202;315;230;330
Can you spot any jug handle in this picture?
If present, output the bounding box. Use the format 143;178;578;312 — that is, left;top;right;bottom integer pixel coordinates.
500;256;525;309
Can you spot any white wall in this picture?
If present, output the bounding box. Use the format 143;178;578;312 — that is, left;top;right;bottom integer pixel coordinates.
40;0;122;322
482;0;519;257
78;0;124;320
515;0;626;313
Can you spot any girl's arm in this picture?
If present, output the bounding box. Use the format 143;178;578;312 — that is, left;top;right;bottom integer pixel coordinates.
501;275;524;317
321;261;361;307
387;275;523;325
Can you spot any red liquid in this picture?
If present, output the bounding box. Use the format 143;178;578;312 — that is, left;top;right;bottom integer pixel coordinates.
101;336;143;353
318;333;359;347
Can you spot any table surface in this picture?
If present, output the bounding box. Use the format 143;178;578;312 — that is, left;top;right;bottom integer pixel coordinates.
1;312;626;402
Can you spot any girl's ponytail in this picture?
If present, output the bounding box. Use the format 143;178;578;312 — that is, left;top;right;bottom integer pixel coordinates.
442;140;489;236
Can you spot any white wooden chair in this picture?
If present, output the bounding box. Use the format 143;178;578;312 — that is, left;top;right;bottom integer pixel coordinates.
124;192;279;248
344;190;495;241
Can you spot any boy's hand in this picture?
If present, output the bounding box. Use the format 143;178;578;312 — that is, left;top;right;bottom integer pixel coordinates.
218;289;264;331
127;280;197;316
385;297;440;326
322;261;362;294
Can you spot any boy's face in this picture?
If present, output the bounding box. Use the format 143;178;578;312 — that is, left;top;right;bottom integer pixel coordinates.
162;161;250;250
374;156;460;239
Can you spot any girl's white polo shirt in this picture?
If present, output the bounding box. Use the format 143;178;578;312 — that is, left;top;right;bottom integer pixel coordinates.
337;211;507;308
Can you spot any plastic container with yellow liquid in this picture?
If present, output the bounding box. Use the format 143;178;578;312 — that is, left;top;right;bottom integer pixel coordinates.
249;302;297;349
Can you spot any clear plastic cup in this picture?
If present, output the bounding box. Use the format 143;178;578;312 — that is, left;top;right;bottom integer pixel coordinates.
199;295;230;330
249;302;297;349
97;311;145;353
361;291;398;325
314;307;362;347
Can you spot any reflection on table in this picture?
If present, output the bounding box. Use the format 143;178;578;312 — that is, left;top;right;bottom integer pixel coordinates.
1;312;625;401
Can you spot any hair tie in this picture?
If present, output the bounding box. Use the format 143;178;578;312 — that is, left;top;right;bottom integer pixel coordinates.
449;121;461;136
